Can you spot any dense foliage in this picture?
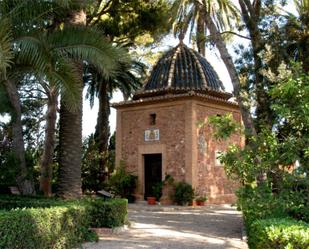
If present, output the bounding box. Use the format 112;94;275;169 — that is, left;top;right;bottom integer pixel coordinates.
249;218;309;249
210;64;309;248
0;0;172;197
172;181;195;206
107;163;137;203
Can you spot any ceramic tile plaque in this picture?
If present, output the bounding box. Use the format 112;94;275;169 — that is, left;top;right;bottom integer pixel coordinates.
145;129;160;141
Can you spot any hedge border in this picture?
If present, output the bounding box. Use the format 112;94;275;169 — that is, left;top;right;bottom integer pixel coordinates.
248;218;309;249
0;197;128;249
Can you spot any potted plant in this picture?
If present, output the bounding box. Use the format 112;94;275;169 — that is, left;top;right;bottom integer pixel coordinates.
195;196;207;206
147;182;163;205
172;181;195;206
147;196;156;205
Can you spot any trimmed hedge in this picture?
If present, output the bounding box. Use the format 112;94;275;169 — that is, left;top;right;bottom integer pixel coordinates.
0;204;91;249
0;196;128;249
249;218;309;249
87;198;128;228
0;195;64;210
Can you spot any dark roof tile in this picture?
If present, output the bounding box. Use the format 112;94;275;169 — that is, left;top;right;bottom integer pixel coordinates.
143;43;225;92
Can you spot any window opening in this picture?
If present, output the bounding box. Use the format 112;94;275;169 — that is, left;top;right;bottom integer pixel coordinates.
150;113;156;125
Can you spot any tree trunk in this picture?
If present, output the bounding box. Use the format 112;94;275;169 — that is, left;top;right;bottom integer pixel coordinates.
94;81;110;183
40;89;57;196
57;89;83;198
238;0;274;131
204;13;257;138
3;79;35;195
196;4;206;56
57;9;86;199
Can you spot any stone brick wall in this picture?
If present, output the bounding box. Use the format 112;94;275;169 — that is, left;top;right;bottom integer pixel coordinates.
194;103;242;204
120;102;187;182
115;96;242;203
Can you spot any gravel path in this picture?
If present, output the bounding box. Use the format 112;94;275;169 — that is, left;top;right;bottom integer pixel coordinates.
82;204;248;249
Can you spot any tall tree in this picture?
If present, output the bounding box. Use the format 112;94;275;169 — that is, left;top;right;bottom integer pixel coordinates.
57;6;87;199
16;27;125;196
85;59;145;182
284;0;309;72
0;13;35;194
0;0;80;195
57;4;130;198
237;0;275;131
81;0;170;186
172;0;257;137
171;0;239;56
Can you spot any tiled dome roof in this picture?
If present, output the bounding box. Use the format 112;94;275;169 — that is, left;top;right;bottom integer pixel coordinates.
144;43;225;92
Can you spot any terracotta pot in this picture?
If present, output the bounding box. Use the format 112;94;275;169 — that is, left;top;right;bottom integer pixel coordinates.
147;197;156;205
196;200;205;206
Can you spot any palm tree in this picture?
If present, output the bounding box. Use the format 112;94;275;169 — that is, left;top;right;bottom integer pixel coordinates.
171;0;239;56
85;59;145;182
172;0;256;137
0;14;36;193
16;27;126;196
0;0;79;195
0;18;36;194
284;0;309;72
56;6;130;198
1;1;127;196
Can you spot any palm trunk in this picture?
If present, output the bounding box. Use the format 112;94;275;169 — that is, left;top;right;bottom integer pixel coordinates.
40;89;57;196
204;12;257;138
94;81;110;183
58;89;83;198
57;9;86;199
4;79;35;195
196;5;205;56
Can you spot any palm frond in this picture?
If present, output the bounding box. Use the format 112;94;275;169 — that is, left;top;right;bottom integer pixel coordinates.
45;58;81;112
14;35;50;73
0;0;83;37
86;58;145;105
0;19;14;79
49;27;130;78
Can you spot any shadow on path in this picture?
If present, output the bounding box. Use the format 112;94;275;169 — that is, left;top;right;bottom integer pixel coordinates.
82;204;248;249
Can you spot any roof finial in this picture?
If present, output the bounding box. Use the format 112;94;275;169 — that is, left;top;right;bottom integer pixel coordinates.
178;31;184;44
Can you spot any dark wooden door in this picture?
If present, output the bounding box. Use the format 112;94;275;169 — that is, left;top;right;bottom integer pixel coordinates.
144;154;162;199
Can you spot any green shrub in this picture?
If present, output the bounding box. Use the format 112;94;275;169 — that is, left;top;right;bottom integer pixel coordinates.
0;196;128;248
288;206;309;223
236;185;288;230
107;163;137;202
0;203;93;249
0;195;128;228
152;182;163;201
0;195;64;210
249;218;309;249
173;181;194;205
195;196;207;202
86;198;128;228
